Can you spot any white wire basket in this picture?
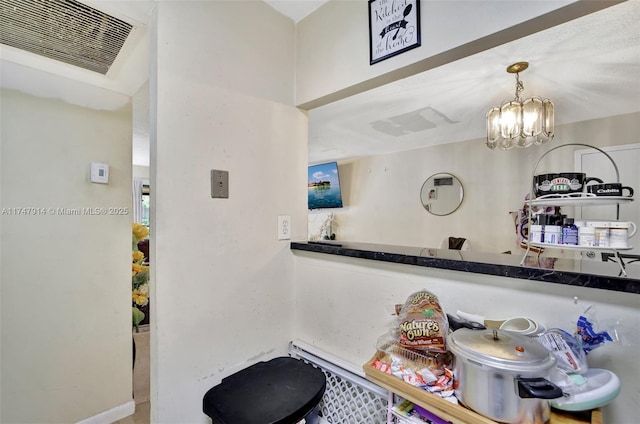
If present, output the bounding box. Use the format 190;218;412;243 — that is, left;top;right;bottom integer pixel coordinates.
290;342;389;424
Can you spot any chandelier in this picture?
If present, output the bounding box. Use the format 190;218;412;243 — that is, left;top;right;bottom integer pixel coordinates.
486;62;554;150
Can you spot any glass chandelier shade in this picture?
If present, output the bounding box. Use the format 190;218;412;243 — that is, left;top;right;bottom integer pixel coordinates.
486;62;554;150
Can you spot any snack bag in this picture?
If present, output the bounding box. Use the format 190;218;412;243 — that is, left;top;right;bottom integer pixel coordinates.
398;289;448;352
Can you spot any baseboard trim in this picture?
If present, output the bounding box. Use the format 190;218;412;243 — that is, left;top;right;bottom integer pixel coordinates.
76;400;135;424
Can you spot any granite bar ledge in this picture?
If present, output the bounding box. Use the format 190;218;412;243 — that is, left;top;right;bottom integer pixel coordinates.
291;241;640;294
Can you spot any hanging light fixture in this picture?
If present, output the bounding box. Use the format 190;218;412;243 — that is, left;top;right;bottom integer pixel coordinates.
486;62;554;150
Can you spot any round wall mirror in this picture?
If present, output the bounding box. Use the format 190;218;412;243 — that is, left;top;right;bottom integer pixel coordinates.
420;173;464;216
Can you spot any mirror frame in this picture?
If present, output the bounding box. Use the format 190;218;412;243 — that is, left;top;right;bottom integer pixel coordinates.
420;173;464;216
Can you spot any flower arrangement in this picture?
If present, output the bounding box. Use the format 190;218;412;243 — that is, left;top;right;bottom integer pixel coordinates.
132;223;150;331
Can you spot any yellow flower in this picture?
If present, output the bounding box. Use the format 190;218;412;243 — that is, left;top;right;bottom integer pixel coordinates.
132;263;149;280
132;251;144;263
132;288;148;306
132;223;150;329
132;223;149;242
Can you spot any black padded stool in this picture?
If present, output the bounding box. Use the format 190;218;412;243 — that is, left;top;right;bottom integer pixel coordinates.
203;356;326;424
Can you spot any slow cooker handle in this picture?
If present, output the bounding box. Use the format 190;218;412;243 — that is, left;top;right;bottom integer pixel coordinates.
517;378;563;399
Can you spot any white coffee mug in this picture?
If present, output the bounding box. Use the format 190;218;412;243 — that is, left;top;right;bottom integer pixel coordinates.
609;221;637;237
608;221;637;248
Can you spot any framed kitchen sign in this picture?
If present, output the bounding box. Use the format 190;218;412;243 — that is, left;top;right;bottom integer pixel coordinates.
369;0;421;65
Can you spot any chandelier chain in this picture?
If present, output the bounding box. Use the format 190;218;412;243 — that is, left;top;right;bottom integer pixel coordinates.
514;73;524;102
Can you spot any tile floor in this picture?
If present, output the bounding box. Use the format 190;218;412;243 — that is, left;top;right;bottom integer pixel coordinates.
115;402;150;424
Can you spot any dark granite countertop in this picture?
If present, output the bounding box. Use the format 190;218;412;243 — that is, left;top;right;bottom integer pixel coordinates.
291;241;640;294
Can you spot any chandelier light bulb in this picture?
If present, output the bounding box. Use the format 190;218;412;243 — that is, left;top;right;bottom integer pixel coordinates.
486;62;554;150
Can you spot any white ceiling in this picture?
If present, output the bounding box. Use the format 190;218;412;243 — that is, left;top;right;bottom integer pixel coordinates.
263;0;329;23
1;1;638;167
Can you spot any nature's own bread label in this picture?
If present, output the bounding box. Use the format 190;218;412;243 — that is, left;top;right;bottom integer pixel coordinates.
400;319;441;340
398;290;447;352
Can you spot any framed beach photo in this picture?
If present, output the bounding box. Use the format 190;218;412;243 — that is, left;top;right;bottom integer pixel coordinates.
369;0;421;65
308;162;344;210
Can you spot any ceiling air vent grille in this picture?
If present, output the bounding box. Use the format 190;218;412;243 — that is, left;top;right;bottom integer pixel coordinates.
0;0;132;74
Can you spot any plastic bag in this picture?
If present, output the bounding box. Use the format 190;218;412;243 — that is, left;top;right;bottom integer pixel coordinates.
535;328;588;374
576;307;615;353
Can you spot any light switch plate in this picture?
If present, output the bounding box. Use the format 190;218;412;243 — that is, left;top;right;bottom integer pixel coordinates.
211;170;229;198
90;162;109;184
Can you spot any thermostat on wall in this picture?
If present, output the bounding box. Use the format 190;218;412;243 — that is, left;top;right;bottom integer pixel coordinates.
90;162;109;184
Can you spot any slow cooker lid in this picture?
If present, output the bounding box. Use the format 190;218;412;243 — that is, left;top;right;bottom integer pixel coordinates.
448;329;556;372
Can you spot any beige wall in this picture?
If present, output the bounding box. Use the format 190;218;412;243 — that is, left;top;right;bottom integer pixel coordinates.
0;89;133;422
151;2;307;422
327;112;640;253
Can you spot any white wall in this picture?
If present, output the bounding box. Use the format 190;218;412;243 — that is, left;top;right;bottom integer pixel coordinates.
151;2;307;422
295;0;577;106
133;82;150;168
0;89;133;423
133;165;150;180
327;112;640;254
292;252;640;423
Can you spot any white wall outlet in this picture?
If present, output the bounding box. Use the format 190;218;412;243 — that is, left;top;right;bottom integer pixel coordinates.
278;215;291;240
90;162;109;184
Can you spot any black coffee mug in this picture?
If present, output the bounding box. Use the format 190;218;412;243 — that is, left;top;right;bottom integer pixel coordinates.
533;173;603;197
587;183;634;197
